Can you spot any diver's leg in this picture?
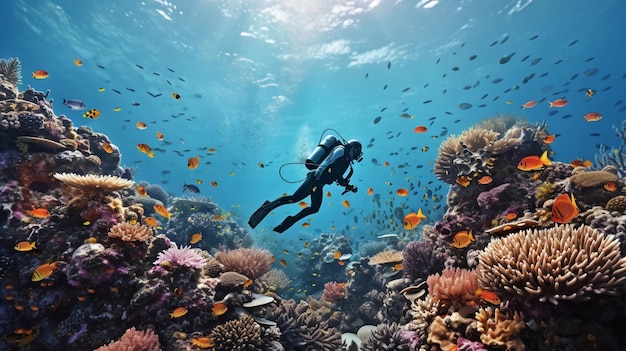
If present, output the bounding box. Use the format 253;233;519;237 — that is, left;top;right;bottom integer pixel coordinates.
248;196;290;228
273;184;323;233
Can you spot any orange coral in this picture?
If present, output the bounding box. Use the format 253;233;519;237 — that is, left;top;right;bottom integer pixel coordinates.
322;281;347;303
426;267;478;308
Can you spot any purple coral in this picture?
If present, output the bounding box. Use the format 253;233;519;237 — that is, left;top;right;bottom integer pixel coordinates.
476;183;510;210
402;239;444;282
154;244;207;270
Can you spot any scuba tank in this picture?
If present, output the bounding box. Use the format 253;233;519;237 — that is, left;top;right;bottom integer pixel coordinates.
305;134;341;170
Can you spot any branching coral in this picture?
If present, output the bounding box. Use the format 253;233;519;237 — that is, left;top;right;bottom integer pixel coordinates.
215;247;273;279
477;224;626;305
427;267;478;308
53;172;135;192
475;307;525;351
154;244;207;270
0;57;21;86
208;315;264;351
93;327;161;351
107;222;152;242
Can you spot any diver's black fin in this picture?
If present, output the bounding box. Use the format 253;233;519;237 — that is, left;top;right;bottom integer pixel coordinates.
273;216;297;233
248;201;271;228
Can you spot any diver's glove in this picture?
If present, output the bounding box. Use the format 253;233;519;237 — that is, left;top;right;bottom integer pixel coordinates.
342;184;358;195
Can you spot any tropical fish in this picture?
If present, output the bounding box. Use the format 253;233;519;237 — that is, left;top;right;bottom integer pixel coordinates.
504;212;518;220
400;113;415;118
477;175;493;185
156;131;164;140
63;99;86;110
475;287;501;305
14;241;36;252
570;159;592;168
367;187;374;196
144;217;158;227
302;222;311;228
604;181;617;192
342;200;350;208
73;59;83;66
153;204;172;219
169;307;188;318
298;201;308;208
413;126;428;133
190;233;202;244
586;89;595;97
543;134;556;144
32;262;59;281
135;121;148;130
183;183;200;193
113;107;122;112
326;191;332;197
212;302;228;316
451;230;474;248
82;109;101;119
582;112;602;122
421;146;429;152
210;181;218;187
396;188;409;196
191;337;215;349
136;185;147;196
28;208;50;218
551;193;579;223
171;92;181;100
32;70;49;79
333;251;342;259
98;87;106;92
137;143;154;158
548;98;568;108
188;155;200;169
517;150;551;171
279;259;287;267
456;175;471;187
403;208;427;230
521;100;537;109
391;263;403;272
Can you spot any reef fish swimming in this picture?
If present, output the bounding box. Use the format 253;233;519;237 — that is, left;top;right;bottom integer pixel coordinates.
32;262;59;281
551;193;580;223
403;208;427;230
63;99;86;110
451;230;474;248
517;150;552;171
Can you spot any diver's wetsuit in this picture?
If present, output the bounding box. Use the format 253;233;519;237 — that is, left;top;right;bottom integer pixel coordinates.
249;145;355;233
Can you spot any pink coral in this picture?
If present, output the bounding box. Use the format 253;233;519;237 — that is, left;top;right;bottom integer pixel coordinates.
154;244;207;270
94;327;161;351
426;267;479;308
322;281;347;303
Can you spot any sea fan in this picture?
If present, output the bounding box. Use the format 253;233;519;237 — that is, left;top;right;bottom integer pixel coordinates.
0;57;22;85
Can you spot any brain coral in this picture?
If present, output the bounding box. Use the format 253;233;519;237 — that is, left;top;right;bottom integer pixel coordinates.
477;224;626;305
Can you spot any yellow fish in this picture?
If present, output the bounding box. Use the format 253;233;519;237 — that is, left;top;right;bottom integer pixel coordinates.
137;143;154;158
74;59;83;66
188;155;200;169
82;109;101;119
451;230;474;248
191;337;215;349
190;233;202;244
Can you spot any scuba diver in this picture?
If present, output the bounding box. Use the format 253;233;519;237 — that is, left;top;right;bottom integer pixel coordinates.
248;132;363;233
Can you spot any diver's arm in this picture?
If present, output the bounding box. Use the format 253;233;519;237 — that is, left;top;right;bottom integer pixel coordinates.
314;147;345;179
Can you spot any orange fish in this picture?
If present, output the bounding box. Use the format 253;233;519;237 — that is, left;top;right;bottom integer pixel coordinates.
504;212;517;220
582;112;602;122
367;187;374;196
153;204;171;219
135;121;147;130
586;89;595;97
521;100;537;109
101;141;114;153
326;191;332;197
28;208;50;219
212;214;224;221
403;208;427;230
136;185;147;196
156;131;164;140
301;222;311;228
190;233;203;244
82;109;101;119
548;98;568;108
338;260;345;266
475;287;501;305
212;302;228;316
32;69;49;79
543;135;556;144
413;126;428;133
137;143;154;158
517;151;551;171
210;181;218;187
187;155;200;169
244;279;253;288
333;251;342;259
279;259;287;267
570;159;592;168
391;263;403;271
342;200;350;208
14;241;36;252
396;188;409;196
298;201;308;208
191;337;215;349
32;262;59;281
456;175;471;187
604;181;617;192
551;193;579;223
383;161;390;167
74;59;83;66
169;307;188;318
451;230;474;248
477;175;492;185
144;217;158;227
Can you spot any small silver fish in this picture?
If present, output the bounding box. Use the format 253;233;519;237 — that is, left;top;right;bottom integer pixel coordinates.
63;99;86;110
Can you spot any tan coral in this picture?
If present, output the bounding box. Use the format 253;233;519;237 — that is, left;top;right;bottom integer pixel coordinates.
477;224;626;305
260;268;291;291
569;170;618;189
606;195;626;212
475;307;525;351
208;315;264;351
53;172;135;192
108;222;153;242
218;271;251;288
368;249;403;265
216;247;273;279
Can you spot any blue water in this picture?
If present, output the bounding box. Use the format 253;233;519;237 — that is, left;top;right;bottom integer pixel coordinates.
3;0;625;239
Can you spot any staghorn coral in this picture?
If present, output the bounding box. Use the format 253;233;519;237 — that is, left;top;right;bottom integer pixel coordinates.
368;249;403;265
93;327;161;351
107;222;152;242
0;57;21;86
427;267;479;308
208;315;264;351
216;247;273;279
477;224;626;305
53;172;134;192
475;307;525;351
154;243;207;270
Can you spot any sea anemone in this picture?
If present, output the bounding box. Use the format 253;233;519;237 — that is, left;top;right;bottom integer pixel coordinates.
215;247;273;279
426;267;478;308
154;244;207;270
53;172;135;192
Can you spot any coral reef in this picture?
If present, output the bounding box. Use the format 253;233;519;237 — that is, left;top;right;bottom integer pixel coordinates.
208;315;265;351
427;267;479;308
477;224;626;304
215;247;273;279
108;222;153;242
0;57;21;86
53;172;135;192
595;120;626;177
